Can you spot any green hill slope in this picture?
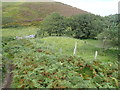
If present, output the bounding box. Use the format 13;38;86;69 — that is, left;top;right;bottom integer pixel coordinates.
2;2;88;26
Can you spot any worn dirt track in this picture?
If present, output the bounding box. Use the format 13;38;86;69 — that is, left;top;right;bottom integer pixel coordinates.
2;64;14;88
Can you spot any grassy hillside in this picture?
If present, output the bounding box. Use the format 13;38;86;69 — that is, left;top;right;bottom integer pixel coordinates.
2;26;118;62
2;23;118;88
2;36;118;88
2;3;119;87
2;2;88;27
30;37;118;62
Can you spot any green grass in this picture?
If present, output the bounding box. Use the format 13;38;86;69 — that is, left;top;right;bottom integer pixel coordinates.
2;36;118;88
2;26;37;37
2;28;118;88
1;26;38;47
30;36;118;62
2;26;118;63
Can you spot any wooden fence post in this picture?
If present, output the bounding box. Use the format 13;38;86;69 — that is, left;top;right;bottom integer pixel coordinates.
47;45;49;50
43;41;46;45
102;37;107;51
60;48;62;54
94;51;98;60
73;42;77;56
52;45;54;52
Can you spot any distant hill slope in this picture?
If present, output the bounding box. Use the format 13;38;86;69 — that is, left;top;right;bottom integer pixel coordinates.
2;2;88;25
20;2;88;17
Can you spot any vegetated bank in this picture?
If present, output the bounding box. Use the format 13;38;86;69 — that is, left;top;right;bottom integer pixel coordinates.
2;36;118;88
